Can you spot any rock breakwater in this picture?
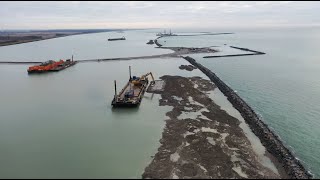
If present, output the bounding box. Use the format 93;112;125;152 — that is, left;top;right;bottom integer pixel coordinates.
183;56;313;179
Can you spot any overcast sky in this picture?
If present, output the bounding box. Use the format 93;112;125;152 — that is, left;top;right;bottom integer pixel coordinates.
1;1;319;30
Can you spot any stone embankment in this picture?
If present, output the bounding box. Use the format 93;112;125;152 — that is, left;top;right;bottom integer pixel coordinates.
203;53;262;58
230;46;266;54
183;56;313;179
154;38;162;47
230;46;265;54
173;32;234;36
203;46;265;58
143;75;281;179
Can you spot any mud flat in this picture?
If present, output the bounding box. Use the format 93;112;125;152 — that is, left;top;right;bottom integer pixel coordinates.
182;56;313;179
142;72;285;179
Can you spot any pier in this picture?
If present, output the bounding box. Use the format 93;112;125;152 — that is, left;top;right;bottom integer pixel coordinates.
203;46;265;58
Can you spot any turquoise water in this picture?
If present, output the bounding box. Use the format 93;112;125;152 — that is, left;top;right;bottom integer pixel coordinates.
160;26;320;177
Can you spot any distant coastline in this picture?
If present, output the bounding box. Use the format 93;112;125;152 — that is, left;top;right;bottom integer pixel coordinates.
0;29;125;47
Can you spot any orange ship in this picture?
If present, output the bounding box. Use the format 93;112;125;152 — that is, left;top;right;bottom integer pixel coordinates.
27;59;76;74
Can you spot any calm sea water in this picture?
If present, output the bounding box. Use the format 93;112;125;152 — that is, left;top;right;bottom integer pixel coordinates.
0;57;215;178
0;30;171;61
0;30;178;178
0;29;226;178
160;26;320;177
0;27;319;178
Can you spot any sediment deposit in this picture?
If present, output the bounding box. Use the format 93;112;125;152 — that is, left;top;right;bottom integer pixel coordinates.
142;74;282;179
182;56;313;179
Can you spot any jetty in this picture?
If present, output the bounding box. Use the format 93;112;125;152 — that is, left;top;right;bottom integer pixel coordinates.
203;46;265;58
0;45;265;65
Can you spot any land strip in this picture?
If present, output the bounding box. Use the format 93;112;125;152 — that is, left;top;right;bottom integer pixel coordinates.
0;29;118;47
143;72;282;179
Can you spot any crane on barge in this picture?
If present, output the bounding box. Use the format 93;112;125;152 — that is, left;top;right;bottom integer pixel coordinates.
132;72;155;86
111;66;155;107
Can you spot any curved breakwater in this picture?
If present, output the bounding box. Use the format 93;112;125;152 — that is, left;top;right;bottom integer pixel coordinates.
183;56;313;179
154;38;162;47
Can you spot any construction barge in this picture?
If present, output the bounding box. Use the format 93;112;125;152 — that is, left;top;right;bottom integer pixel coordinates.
108;36;126;41
111;66;154;107
27;58;76;74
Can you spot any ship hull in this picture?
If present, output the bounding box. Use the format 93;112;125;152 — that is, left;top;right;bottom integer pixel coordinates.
111;79;148;108
27;61;76;74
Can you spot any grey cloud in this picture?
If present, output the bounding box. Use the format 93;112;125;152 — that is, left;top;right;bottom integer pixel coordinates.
0;1;319;29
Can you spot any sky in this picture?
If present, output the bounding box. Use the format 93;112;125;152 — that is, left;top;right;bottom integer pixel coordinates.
0;1;320;30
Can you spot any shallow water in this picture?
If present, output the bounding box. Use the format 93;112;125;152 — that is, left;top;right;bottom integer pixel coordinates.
160;26;320;177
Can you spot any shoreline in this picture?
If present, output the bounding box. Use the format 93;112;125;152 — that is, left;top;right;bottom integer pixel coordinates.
265;150;289;179
182;56;313;179
0;30;115;47
0;34;80;47
0;35;68;47
143;73;282;178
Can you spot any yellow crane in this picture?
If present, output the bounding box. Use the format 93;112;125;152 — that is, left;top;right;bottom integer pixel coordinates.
132;72;155;86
